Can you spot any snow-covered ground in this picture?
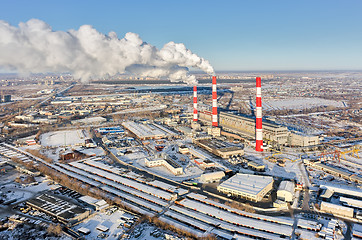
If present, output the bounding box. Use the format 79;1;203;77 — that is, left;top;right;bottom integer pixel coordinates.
263;97;345;110
74;209;137;240
0;176;52;207
40;129;89;147
128;222;186;240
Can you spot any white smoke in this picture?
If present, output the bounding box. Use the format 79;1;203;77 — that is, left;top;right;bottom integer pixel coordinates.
0;19;214;84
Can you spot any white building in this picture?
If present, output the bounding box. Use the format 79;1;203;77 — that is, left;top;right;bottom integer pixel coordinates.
199;171;225;183
289;132;320;147
145;154;183;176
320;202;354;218
277;181;295;202
217;174;274;202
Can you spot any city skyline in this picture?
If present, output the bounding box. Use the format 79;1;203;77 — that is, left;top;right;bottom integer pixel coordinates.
1;0;362;72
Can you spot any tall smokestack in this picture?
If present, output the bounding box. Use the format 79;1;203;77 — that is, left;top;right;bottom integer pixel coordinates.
193;86;198;121
255;77;263;152
212;76;218;127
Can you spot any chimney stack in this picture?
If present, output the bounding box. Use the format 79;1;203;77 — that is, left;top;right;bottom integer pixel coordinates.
255;77;263;152
212;76;218;127
193;86;198;121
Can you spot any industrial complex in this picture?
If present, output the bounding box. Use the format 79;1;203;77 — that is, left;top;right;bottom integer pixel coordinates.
0;72;361;240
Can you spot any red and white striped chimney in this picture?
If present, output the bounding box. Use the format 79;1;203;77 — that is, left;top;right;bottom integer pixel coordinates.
212;76;218;127
193;86;198;121
255;77;263;152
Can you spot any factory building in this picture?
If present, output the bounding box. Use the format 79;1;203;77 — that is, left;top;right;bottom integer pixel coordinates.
199;111;289;145
217;174;274;202
320;201;354;218
145;153;183;176
123;121;177;140
199;110;319;147
277;181;295;202
194;138;244;159
26;193;91;226
289;132;319;147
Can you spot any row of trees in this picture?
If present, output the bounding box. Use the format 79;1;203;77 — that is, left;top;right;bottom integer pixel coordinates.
26;149;53;163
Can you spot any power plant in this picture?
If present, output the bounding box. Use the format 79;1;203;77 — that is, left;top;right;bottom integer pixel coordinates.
196;76;321;149
197;76;265;152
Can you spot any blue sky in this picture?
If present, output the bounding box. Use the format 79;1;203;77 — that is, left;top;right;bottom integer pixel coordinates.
1;0;362;71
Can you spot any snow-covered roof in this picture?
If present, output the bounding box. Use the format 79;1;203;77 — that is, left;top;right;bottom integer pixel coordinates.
200;171;225;181
79;195;98;205
278;181;295;193
320;184;362;198
339;196;362;209
321;201;354;214
218;174;273;196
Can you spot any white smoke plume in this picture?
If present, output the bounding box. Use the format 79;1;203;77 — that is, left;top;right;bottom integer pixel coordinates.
0;19;214;84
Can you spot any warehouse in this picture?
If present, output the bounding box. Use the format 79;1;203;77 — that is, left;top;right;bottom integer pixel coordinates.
277;181;295;202
217;174;274;202
320;201;354;218
123;121;176;140
313;162;362;184
339;196;362;210
194;138;244;159
26;193;91;226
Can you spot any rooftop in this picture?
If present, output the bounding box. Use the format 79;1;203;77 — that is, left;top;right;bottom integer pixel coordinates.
218;174;273;196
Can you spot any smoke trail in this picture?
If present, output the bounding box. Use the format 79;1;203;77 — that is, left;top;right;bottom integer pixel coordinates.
0;19;214;84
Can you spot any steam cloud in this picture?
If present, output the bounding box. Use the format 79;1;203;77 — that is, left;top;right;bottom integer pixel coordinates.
0;19;214;84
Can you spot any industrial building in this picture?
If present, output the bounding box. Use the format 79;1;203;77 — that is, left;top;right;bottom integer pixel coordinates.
97;126;124;134
194;158;215;170
247;161;265;172
320;201;354;218
199;111;289;145
194;138;244;159
277;181;295;202
339;196;362;210
217;174;274;202
289;131;319;147
145;154;183;176
26;193;91;226
311;162;362;184
198;110;320;147
123;121;177;140
199;171;225;183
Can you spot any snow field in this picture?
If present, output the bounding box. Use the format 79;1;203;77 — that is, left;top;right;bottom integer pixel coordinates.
40;130;87;147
